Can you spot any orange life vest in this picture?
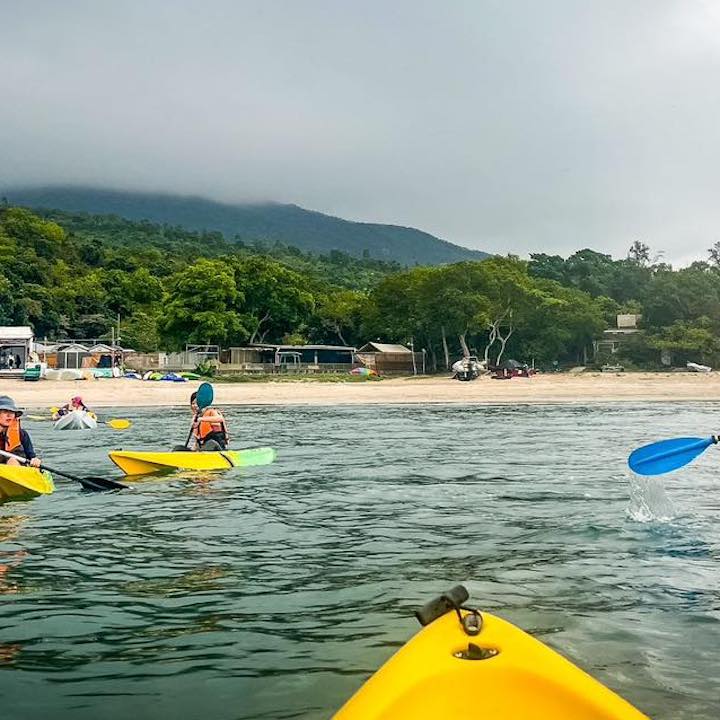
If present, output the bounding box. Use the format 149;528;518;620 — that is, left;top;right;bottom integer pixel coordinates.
0;418;22;453
194;408;226;441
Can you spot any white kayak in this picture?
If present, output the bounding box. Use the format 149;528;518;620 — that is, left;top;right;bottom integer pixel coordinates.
54;409;98;431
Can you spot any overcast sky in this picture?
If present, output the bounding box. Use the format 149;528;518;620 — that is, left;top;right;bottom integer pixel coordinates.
2;1;720;264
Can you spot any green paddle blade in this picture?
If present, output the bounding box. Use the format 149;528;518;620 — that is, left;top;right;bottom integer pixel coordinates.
196;382;214;409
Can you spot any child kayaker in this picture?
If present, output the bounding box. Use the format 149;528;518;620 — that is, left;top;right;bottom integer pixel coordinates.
189;391;229;451
0;396;41;467
53;395;89;419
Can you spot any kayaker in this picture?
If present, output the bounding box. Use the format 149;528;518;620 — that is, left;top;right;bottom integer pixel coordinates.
189;391;229;451
54;395;89;419
0;396;41;467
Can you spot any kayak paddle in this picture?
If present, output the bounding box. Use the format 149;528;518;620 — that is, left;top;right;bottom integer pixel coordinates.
28;414;132;429
182;382;214;449
628;435;717;476
0;448;129;492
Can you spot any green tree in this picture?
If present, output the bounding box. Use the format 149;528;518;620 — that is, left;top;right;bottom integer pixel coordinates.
121;310;161;352
627;240;651;265
315;289;366;346
233;256;315;344
647;317;720;366
708;241;720;268
161;259;243;348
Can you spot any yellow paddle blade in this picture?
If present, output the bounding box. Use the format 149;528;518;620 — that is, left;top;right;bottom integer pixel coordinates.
106;419;131;430
49;406;59;414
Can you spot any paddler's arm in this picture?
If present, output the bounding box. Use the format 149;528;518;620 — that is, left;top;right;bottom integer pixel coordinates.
20;431;41;468
189;419;200;451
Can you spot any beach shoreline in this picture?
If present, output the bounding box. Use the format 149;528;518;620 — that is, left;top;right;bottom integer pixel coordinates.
3;372;720;409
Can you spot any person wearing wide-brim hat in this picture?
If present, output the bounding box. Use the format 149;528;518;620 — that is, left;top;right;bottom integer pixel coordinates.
0;396;41;467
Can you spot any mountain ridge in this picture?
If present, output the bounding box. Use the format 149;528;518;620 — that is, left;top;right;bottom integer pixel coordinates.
1;186;489;266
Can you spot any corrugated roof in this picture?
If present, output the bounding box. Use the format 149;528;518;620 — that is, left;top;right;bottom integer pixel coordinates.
0;326;33;340
247;344;356;351
57;343;89;352
358;342;411;353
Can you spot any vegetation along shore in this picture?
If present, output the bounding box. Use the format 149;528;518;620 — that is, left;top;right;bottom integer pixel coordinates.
3;203;720;372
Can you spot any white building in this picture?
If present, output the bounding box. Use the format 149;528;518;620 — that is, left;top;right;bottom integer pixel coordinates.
0;326;34;375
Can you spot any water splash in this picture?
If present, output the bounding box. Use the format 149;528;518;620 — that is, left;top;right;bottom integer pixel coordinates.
627;474;676;523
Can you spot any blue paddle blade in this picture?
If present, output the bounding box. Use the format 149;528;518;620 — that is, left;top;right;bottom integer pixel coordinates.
628;436;716;476
196;382;214;409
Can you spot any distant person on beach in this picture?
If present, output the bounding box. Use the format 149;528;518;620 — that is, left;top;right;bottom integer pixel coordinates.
189;391;229;451
0;396;41;467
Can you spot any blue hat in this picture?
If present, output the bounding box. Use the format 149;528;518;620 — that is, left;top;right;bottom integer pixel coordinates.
0;396;23;416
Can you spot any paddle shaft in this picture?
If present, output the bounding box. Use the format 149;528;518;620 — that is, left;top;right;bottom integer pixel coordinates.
29;414;131;429
0;448;128;491
183;382;215;449
184;411;200;449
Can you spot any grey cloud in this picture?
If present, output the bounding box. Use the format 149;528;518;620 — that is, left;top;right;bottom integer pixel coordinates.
2;0;720;264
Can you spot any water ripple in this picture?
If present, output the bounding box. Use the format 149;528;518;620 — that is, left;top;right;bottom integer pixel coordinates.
1;403;719;718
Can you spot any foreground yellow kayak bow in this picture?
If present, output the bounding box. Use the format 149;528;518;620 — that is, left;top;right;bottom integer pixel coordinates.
0;465;54;502
334;585;649;720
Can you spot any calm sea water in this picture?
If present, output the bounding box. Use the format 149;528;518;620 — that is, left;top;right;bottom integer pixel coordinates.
1;402;719;719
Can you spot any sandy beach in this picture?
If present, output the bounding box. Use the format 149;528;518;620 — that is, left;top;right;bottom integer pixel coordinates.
4;371;720;409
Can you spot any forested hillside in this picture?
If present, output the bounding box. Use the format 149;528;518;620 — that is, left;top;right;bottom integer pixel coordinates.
2;206;718;369
3;187;489;266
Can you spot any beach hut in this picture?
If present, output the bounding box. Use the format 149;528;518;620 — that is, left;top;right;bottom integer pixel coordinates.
223;344;355;373
356;342;423;374
593;314;643;363
55;343;90;369
86;343;118;367
34;341;59;367
260;344;355;373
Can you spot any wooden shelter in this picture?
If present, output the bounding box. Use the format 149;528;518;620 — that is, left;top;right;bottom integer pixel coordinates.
223;344;355;373
356;342;424;375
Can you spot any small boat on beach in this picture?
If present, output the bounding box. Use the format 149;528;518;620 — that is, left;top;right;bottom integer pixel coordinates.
108;447;276;475
54;410;98;431
0;465;55;502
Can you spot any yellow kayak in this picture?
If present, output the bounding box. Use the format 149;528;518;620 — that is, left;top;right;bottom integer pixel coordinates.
334;586;649;720
108;447;276;475
0;465;55;501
